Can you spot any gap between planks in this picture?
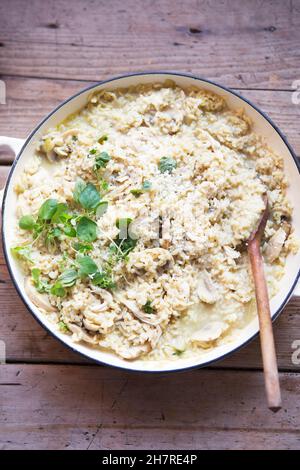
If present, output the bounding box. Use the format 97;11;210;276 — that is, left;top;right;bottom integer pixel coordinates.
0;73;297;93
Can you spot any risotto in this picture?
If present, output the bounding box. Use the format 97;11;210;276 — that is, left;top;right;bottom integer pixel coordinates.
11;81;298;361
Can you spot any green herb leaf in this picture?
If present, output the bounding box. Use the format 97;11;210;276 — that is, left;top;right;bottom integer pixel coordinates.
94;151;111;170
112;218;137;259
142;180;152;190
173;348;185;357
45;227;62;249
32;222;44;240
130;189;144;198
73;242;93;253
58;320;69;333
77;255;98;278
38;199;59;221
51;227;62;238
19;215;36;230
63;223;76;237
76;216;97;242
50;282;66;297
73;179;87;204
142;300;155;314
92;270;115;289
51;203;71;224
78;183;101;210
158;157;177;174
11;245;33;263
31;268;50;293
130;180;152;197
99;179;109;192
96;201;108;218
58;269;78;287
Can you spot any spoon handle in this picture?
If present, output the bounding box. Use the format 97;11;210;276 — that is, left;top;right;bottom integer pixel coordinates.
248;237;282;412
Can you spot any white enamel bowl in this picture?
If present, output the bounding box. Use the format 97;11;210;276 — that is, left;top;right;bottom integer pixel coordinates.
1;72;299;372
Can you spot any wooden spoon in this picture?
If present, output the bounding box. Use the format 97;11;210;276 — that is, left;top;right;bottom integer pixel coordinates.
247;194;282;412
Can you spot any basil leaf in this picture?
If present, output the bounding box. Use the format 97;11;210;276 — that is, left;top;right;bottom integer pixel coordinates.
73;179;87;204
94;151;111;170
78;183;101;210
92;271;115;289
158;157;177;173
73;242;93;253
63;224;76;237
96;201;108;218
38;199;59;221
76;216;97;242
11;245;33;263
77;255;98;277
31;268;50;293
58;269;78;287
19;215;36;230
51;227;62;238
50;282;66;297
51;203;71;224
142;300;155;314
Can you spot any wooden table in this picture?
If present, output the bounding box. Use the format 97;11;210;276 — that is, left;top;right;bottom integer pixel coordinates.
0;0;300;450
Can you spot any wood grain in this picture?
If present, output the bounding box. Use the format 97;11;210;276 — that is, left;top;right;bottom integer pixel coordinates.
0;0;300;88
0;365;300;449
0;76;299;166
0;164;299;369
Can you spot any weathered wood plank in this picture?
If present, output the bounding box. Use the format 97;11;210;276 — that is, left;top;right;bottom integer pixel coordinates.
0;365;299;449
0;0;299;88
0;166;300;368
0;77;299;166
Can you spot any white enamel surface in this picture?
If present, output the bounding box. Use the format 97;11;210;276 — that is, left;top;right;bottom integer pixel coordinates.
1;73;300;372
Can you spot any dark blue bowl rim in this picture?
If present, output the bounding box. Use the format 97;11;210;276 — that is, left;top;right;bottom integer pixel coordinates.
2;71;300;374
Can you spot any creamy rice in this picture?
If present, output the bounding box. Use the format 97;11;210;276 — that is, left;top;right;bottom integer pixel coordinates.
11;81;298;361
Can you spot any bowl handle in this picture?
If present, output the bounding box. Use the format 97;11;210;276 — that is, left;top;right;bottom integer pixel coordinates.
0;136;25;206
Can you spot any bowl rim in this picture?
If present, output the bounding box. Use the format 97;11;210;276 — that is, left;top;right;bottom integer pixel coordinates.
2;71;300;373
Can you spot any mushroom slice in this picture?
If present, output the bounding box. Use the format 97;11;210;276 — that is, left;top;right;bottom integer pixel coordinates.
114;292;161;326
90;285;114;305
190;321;229;348
62;128;81;139
83;319;100;332
197;270;219;304
24;278;56;313
149;325;162;349
264;227;287;263
67;323;99;344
